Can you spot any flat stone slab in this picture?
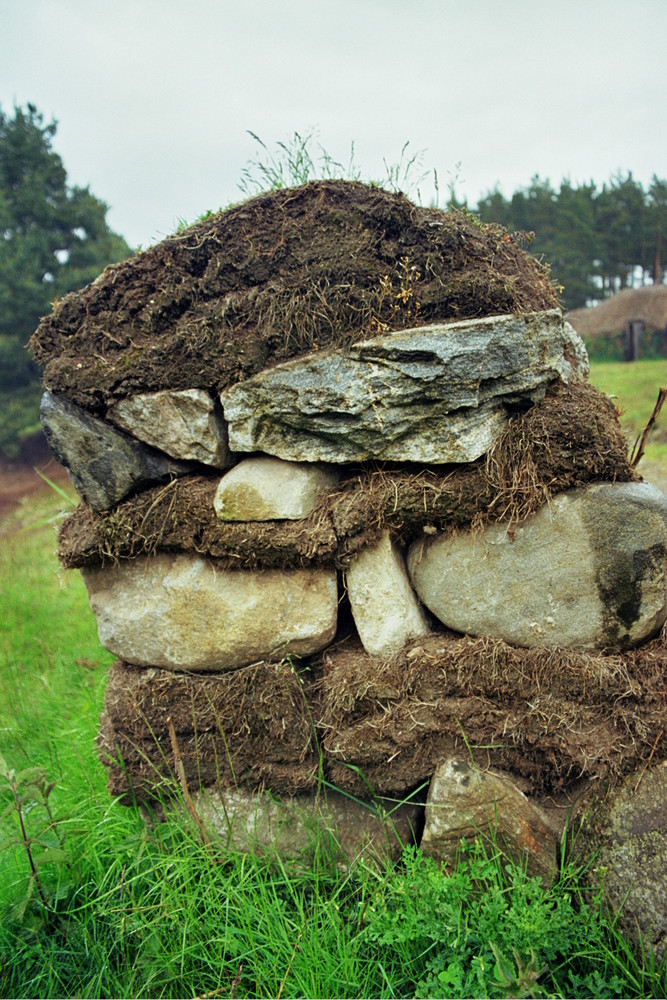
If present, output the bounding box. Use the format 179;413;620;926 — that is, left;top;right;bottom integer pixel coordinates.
408;482;667;651
195;786;421;865
346;531;431;655
40;391;195;511
214;456;340;521
220;310;586;464
421;758;557;879
107;388;233;468
81;553;338;671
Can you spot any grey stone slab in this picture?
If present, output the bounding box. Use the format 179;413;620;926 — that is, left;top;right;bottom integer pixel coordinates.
107;388;233;468
220;310;587;463
40;391;195;511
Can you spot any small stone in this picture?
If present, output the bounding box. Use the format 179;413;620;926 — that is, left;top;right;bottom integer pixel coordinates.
214;456;340;521
195;786;421;865
40;391;195;511
406;645;426;659
220;310;587;464
346;532;431;656
408;482;667;651
81;553;338;671
421;758;557;879
107;388;233;468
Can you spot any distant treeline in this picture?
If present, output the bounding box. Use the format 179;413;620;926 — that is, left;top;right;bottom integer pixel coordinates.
472;173;666;311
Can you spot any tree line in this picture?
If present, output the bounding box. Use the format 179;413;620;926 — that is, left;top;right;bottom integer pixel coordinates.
473;173;666;311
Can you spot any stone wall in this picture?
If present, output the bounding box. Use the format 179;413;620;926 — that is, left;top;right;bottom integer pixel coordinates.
34;182;667;949
40;308;667;881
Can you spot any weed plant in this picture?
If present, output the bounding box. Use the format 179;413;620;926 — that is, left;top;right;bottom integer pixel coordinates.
1;486;667;998
238;129;435;204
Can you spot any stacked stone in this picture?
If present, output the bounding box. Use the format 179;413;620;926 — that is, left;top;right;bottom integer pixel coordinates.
39;303;667;880
30;175;667;955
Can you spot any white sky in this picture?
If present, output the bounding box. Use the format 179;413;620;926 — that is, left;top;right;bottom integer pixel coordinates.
2;0;666;249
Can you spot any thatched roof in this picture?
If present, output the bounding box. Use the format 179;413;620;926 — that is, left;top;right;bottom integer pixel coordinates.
566;285;667;338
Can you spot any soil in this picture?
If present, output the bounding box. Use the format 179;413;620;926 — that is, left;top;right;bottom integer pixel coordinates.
314;626;667;798
97;622;667;804
29;180;559;412
0;434;69;526
100;659;319;801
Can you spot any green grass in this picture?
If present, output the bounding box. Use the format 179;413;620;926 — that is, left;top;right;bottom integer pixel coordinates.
1;486;666;998
589;358;667;467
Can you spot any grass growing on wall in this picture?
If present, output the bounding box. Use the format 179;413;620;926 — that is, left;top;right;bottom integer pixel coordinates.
1;408;666;997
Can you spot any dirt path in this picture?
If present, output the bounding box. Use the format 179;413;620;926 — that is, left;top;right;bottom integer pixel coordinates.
0;436;71;526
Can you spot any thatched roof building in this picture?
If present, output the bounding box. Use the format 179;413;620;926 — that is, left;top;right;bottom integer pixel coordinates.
566;285;667;339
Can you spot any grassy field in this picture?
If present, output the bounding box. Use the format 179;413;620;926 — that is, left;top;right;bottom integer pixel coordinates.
0;362;666;998
589;359;666;487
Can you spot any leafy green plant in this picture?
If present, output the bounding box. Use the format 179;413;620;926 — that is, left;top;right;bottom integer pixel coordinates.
489;942;546;998
0;751;74;924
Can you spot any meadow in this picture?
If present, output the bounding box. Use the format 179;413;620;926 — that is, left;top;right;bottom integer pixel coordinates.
0;360;665;998
589;358;666;487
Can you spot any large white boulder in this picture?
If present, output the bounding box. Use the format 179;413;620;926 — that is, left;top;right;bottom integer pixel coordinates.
407;482;667;651
82;553;338;671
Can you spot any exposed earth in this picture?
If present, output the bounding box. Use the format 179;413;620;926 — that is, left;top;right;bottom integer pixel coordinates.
29;180;559;412
0;434;70;526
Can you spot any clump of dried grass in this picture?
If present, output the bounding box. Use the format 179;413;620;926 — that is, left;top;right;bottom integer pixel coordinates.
99;659;320;801
316;623;667;797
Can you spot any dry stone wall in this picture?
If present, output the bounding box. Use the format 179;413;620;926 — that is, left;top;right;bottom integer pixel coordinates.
34;182;667;888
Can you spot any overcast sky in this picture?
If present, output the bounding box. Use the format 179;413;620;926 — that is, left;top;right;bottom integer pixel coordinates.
2;0;666;249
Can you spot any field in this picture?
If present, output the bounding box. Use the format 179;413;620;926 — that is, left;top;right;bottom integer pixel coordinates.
0;361;665;998
589;359;666;490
